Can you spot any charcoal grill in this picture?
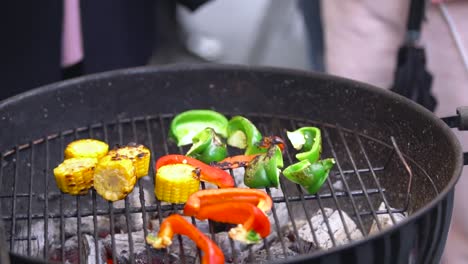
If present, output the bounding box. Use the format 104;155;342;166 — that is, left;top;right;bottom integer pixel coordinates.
0;65;464;264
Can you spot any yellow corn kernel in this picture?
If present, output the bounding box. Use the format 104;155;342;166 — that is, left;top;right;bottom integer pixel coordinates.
108;144;150;178
53;158;97;195
64;139;109;160
93;154;136;202
155;164;200;204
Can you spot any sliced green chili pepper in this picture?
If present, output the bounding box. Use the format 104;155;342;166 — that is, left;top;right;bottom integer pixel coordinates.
186;127;228;163
286;127;322;163
282;158;335;194
227;116;265;155
244;145;283;188
169;109;228;146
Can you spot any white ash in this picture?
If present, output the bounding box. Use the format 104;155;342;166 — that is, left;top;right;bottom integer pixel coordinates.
65;216;110;238
297;208;363;250
369;202;407;235
233;167;247;187
332;180;344;191
167;233;198;264
113;186;156;233
16;219;60;257
82;234;106;264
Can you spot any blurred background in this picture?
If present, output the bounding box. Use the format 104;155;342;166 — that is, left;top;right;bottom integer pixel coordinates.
150;0;310;70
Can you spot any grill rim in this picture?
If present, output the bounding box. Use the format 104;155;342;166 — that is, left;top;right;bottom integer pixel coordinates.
0;64;463;263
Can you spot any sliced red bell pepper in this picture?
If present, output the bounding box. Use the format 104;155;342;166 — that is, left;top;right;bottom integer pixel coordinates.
146;214;224;264
155;155;235;188
193;202;271;244
183;188;273;216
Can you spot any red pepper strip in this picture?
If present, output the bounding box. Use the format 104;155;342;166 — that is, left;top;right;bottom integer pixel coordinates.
184;188;273;216
194;202;271;243
258;136;285;152
146;214;224;264
211;154;259;170
155;155;234;188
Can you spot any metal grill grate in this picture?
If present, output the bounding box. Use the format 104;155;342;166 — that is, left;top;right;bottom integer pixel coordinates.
0;114;437;263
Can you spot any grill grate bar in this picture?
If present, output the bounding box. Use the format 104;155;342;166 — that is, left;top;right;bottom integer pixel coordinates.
263;120;303;255
27;143;34;256
355;133;397;225
89;126;100;264
337;127;382;231
132;119;152;263
322;127;366;235
280;125;321;250
158;115;177;263
265;187;288;257
290;120;354;243
390;137;415;211
104;124;118;264
73;130;83;264
59;132;66;263
118;120;136;264
0;189;391;221
43;137;50;259
9;147;19;251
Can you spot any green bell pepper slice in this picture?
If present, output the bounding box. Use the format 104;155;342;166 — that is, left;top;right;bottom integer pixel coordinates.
169;109;228;146
186;127;228;163
282;158;335;194
286;127;322;163
244;145;283;188
227;116;265;155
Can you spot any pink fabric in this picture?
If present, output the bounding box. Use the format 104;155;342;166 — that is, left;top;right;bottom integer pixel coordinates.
61;0;83;67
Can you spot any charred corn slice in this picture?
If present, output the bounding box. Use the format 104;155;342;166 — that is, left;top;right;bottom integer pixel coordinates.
93;154;136;201
64;139;109;159
155;164;200;203
53;158;97;195
108;144;150;178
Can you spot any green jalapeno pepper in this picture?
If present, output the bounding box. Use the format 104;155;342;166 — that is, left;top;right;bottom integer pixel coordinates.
186;127;228;163
244;145;283;188
282;158;335;194
227;116;265;155
286;127;321;163
169;109;228;146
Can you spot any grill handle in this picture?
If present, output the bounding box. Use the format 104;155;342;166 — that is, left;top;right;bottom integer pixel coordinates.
442;107;468;165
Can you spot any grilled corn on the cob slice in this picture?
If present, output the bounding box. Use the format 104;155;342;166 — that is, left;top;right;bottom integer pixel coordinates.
93;154;136;201
53;157;97;195
108;144;150;178
64;139;109;159
155;164;200;203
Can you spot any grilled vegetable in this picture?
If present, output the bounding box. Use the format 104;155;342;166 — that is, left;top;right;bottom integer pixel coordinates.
53;157;97;195
244;145;283;188
282;158;335;194
192;202;270;244
186;127;227;163
183;188;273;216
155;155;235;188
108;144;150;178
286;127;321;163
93;154;137;201
146;214;224;264
64;139;109;159
211;154;259;170
169;109;229;146
227;116;265;155
154;163;200;203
